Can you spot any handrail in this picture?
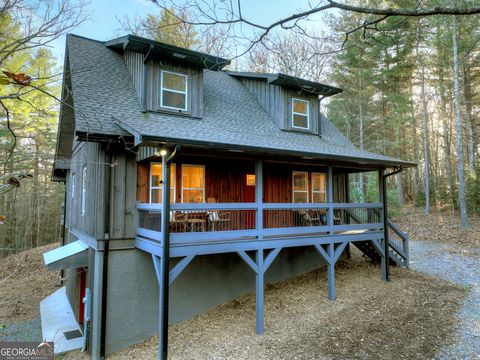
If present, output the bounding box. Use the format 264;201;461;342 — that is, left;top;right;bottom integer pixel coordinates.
138;202;383;211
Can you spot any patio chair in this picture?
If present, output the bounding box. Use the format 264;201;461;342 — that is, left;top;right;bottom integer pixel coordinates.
206;198;231;231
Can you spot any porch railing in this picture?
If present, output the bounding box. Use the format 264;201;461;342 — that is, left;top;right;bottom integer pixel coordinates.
137;202;384;245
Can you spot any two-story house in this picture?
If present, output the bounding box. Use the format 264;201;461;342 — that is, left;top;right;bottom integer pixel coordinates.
42;34;413;359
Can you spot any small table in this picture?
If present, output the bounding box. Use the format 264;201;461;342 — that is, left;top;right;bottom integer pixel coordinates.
186;218;206;232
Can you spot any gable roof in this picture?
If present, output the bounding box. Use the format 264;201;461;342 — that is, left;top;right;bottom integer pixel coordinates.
56;34;415;170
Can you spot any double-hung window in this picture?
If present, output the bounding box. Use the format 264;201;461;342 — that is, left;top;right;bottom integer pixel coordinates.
81;167;87;215
312;173;327;203
292;98;310;129
182;165;205;203
292;171;327;203
160;70;188;111
292;171;309;203
150;163;176;203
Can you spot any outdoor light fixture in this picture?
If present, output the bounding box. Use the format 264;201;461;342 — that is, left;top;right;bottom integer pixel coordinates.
159;149;167;156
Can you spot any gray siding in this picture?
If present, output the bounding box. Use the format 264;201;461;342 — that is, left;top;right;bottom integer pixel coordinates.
66;141;107;239
124;50;203;118
240;78;320;135
240;78;285;129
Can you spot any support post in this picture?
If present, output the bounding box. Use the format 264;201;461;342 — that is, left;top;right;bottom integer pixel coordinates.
378;169;387;281
327;166;334;233
327;243;336;301
158;152;171;360
255;160;263;240
255;249;265;334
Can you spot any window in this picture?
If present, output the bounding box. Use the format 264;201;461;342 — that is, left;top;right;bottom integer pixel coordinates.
150;163;176;203
71;173;75;199
292;171;308;203
312;173;327;203
182;165;205;203
292;98;310;129
160;70;188;111
81;167;86;215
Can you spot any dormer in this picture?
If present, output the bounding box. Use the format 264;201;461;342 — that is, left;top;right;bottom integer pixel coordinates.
106;35;230;118
228;72;342;136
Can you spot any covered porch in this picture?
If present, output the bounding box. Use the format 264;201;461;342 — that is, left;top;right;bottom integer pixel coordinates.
133;147;409;359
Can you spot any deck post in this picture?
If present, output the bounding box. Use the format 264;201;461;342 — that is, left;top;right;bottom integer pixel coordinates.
159;151;172;360
327;243;336;301
255;160;263;239
255;249;265;335
378;169;387;282
327;166;334;233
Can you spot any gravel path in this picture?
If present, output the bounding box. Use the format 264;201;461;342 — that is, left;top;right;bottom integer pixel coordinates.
0;319;42;342
409;241;480;359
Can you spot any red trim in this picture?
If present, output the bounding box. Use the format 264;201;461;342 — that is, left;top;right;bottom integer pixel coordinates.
79;268;87;325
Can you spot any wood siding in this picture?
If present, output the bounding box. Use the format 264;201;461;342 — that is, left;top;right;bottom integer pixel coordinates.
240;78;320;135
136;158;346;204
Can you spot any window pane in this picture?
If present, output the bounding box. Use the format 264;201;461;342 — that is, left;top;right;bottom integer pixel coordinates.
293;192;308;203
183;189;204;203
293;114;308;128
182;166;204;188
151;164;175;186
313;192;326;203
162;90;186;110
151;188;161;203
312;173;326;192
162;72;187;91
293;99;308;114
293;172;307;191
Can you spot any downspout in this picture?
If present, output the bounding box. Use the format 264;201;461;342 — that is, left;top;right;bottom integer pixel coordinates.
100;154;114;358
382;166;402;282
160;145;180;360
60;182;68;286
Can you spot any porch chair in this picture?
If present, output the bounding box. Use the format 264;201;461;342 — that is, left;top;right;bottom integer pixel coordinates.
207;197;231;231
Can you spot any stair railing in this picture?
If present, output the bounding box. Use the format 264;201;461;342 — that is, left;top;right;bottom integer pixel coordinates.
346;208;409;267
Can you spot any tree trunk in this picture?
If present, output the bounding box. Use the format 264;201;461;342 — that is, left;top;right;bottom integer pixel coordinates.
420;62;430;214
461;62;475;174
452;16;470;228
358;71;365;202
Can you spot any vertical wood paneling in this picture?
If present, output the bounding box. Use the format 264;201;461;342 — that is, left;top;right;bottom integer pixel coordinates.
124;51;144;99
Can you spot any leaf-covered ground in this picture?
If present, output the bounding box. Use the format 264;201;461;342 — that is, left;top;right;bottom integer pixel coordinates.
392;208;480;250
66;250;466;360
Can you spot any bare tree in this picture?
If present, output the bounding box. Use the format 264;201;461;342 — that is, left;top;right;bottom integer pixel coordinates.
150;0;480;57
452;16;470;228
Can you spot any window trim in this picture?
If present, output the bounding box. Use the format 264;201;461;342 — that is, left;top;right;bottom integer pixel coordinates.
291;98;310;130
311;172;327;203
160;70;189;112
292;171;309;203
181;164;206;203
71;173;75;199
81;166;86;216
149;162;176;204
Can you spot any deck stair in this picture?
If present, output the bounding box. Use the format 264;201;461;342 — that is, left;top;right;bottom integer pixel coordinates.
344;209;409;268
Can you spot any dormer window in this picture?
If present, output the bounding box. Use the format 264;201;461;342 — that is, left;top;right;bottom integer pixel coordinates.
160;70;188;111
291;98;310;129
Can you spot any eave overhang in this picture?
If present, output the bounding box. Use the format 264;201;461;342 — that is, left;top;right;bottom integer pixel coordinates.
226;71;343;96
105;34;231;71
113;118;416;169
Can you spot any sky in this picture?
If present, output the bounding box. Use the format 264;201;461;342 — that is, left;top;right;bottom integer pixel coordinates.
50;0;322;64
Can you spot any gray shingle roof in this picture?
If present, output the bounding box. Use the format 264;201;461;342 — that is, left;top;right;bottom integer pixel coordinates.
64;34;414;167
